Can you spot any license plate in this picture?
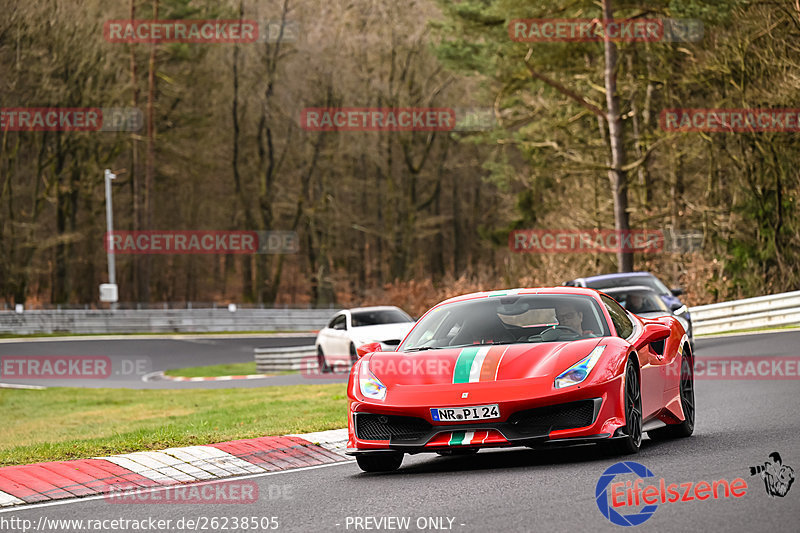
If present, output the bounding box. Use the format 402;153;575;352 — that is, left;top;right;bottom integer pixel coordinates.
430;404;500;422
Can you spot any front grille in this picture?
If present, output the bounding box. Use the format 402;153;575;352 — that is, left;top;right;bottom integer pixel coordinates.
507;400;597;435
354;413;431;441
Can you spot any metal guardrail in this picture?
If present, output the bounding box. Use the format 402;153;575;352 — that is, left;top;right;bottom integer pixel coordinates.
4;292;800;337
254;345;318;372
0;308;340;335
689;291;800;335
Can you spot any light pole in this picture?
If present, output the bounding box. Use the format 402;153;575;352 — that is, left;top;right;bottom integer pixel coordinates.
102;169;119;310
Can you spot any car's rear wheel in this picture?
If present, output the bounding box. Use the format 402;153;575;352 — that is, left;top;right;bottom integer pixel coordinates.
356;453;403;473
648;354;694;440
317;347;331;374
605;358;642;455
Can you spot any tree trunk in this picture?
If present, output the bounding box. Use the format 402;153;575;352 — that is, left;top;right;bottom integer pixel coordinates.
143;0;159;302
602;0;632;272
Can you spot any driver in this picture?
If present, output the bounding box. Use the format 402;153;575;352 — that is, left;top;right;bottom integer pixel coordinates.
626;293;646;314
555;303;594;336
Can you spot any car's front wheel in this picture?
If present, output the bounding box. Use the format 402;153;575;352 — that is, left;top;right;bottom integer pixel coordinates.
605;357;642;455
355;453;403;473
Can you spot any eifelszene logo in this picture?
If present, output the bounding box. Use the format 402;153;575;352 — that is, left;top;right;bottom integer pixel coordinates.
595;461;748;527
749;452;795;497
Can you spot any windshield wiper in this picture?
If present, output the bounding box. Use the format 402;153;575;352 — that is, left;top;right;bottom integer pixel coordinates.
404;346;438;352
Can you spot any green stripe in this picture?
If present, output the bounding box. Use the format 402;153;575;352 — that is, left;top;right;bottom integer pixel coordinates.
453;347;479;384
449;432;465;445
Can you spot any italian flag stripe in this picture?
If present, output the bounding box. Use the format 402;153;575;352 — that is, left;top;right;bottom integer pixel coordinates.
468;346;491;383
449;431;490;446
453;347;479;383
479;345;507;382
449;431;465;445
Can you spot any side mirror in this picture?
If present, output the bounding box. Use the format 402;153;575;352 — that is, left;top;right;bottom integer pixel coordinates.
634;323;671;351
670;287;684;296
356;342;382;358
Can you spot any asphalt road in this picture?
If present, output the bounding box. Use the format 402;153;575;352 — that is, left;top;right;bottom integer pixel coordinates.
0;334;349;389
1;330;799;532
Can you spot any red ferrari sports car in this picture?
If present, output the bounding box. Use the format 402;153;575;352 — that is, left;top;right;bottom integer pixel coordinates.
346;287;694;472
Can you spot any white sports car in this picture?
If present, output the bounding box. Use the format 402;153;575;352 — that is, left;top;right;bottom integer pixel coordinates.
315;306;414;372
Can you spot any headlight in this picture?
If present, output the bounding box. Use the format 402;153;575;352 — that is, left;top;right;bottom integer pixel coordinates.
673;305;688;316
359;360;387;400
554;345;605;389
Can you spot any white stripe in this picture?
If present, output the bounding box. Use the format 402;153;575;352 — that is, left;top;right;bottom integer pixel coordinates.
99;456;180;484
468;346;491;383
0;490;25;507
173;447;252;476
462;431;475;445
162;447;230;478
117;452;198;482
289;429;349;457
126;451;216;481
194;446;266;475
0;383;46;390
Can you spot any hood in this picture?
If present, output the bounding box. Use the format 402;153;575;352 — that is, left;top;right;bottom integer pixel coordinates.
366;338;603;387
351;323;413;343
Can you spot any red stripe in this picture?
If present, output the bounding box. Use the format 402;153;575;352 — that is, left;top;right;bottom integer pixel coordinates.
479;346;506;381
12;465;96;497
0;467;76;502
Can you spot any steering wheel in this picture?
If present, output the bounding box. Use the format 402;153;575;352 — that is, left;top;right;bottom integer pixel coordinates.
553;324;581;334
538;325;581;342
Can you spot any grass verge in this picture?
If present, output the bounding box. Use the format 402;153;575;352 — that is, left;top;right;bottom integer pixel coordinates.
0;384;347;467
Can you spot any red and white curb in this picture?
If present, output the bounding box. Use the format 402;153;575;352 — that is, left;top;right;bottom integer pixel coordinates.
0;429;349;508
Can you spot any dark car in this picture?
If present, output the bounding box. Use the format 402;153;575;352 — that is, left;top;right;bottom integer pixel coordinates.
564;272;692;345
600;285;693;347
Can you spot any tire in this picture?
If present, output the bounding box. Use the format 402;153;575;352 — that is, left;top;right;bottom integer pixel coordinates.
648;354;694;440
436;449;479;457
350;343;358;364
605;357;643;455
317;346;331;374
355;453;403;473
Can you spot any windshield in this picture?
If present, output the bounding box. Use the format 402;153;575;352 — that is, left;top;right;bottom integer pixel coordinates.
608;290;668;314
351;309;413;327
585;275;670;295
400;294;610;351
